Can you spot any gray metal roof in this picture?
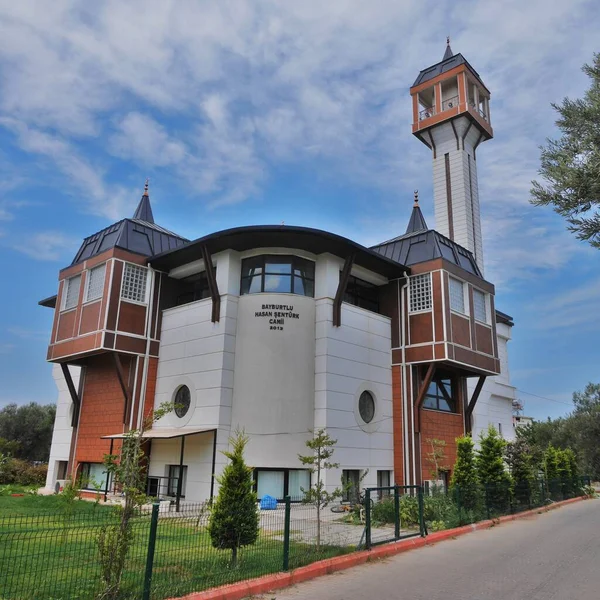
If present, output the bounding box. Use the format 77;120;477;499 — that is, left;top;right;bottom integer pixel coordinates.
70;190;188;265
412;48;488;92
371;228;482;277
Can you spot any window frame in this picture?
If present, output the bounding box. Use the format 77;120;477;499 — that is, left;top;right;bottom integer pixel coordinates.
62;274;82;311
167;465;188;498
473;288;488;324
449;276;467;316
120;262;148;304
343;274;380;314
422;374;458;414
253;468;311;501
409;273;432;313
79;462;109;491
240;255;315;297
84;263;106;303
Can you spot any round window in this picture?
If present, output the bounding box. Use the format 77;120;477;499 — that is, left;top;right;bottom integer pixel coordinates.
358;391;375;424
174;386;191;419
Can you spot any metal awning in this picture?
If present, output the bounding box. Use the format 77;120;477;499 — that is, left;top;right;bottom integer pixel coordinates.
101;426;216;440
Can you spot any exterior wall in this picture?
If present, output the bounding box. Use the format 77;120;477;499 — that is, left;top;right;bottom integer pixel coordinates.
315;289;394;491
470;322;516;441
45;364;81;491
431;117;486;274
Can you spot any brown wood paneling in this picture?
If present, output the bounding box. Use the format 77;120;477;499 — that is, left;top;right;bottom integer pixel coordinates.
408;259;443;275
409;312;433;345
468;286;477;348
117;301;147;336
57;310;77;341
112;248;149;265
58;262;85;279
432;272;444;342
104;332;115;349
490;295;499;356
452;345;499;374
475;323;494;356
434;343;446;359
50;280;64;344
391;348;402;365
79;301;101;335
451;313;471;348
406;345;434;363
106;261;123;331
114;335;146;354
149;341;160;357
442;261;495;293
50;335;101;360
98;260;113;331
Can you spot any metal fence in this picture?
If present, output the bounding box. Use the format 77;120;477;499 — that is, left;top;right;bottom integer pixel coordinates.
0;478;589;600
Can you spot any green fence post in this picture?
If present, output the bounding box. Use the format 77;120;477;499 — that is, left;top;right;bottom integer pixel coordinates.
283;496;291;571
365;489;372;550
394;485;400;540
417;487;426;537
142;503;160;600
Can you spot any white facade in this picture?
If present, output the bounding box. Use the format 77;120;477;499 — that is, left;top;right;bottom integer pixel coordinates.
148;249;394;501
431;118;485;274
45;364;80;491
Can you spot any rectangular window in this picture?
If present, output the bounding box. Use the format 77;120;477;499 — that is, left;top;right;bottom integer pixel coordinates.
254;469;311;501
57;460;68;480
175;271;212;306
121;263;148;303
256;470;285;500
167;465;188;497
449;277;465;314
473;289;487;322
377;470;392;499
79;462;108;490
343;274;380;314
409;273;432;312
86;264;106;302
423;373;456;413
63;274;81;310
342;469;361;503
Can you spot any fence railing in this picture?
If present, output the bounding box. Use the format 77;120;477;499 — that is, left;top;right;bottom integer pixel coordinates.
0;478;590;600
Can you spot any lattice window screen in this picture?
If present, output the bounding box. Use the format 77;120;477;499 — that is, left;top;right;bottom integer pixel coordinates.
121;263;147;303
449;277;465;314
409;274;432;312
63;275;81;310
473;289;487;322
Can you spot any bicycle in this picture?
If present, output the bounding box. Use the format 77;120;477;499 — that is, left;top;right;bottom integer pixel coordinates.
330;490;375;519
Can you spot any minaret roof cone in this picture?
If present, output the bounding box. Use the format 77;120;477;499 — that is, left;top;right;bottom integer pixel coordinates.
133;179;155;223
405;190;428;234
443;36;454;61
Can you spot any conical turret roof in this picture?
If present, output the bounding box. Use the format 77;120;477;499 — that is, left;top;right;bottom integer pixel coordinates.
405;190;428;234
132;180;155;223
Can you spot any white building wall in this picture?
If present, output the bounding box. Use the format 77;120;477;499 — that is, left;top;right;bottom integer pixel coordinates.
45;364;81;491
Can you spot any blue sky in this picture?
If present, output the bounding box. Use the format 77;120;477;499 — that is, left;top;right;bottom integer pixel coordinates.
0;1;598;420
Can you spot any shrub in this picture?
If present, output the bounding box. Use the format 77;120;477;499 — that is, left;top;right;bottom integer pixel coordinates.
0;458;47;486
451;436;479;512
476;426;512;513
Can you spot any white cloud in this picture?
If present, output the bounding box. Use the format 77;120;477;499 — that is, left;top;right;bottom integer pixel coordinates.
11;230;79;261
7;327;50;341
0;0;597;265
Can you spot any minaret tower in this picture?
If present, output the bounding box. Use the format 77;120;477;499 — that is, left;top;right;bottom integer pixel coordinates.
410;38;493;274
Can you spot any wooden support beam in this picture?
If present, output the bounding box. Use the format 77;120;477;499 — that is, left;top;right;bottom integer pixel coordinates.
200;245;220;323
333;254;355;327
466;375;486;434
112;353;131;425
61;363;81;428
414;363;437;433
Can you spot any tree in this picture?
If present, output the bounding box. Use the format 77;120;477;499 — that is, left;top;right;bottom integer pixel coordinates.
530;53;600;248
0;403;56;461
298;429;345;549
505;438;536;506
96;402;171;600
425;438;448;486
450;435;479;512
476;426;512;512
208;431;259;567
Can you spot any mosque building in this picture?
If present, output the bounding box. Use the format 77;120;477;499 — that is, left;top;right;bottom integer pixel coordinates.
42;42;515;503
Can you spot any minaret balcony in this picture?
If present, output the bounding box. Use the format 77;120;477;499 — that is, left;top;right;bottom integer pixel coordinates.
441;95;459;112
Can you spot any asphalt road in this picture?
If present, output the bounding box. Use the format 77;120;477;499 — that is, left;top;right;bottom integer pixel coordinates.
261;498;600;600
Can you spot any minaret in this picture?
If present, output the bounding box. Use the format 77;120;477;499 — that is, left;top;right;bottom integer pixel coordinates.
410;39;493;274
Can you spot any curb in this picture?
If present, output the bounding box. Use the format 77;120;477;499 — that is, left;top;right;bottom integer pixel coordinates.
170;495;588;600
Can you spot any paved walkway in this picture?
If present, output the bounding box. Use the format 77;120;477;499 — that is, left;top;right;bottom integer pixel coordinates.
260;498;600;600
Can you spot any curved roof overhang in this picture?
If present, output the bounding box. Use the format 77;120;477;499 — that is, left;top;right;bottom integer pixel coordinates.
150;225;408;280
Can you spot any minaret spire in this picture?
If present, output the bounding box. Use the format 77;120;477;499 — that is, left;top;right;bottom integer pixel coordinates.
405;190;428;234
133;179;155;223
443;36;453;61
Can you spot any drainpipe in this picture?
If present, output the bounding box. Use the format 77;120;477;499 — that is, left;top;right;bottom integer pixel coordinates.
137;265;155;430
399;272;411;485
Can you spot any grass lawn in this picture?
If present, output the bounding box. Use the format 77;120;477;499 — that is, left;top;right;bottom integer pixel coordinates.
0;493;351;600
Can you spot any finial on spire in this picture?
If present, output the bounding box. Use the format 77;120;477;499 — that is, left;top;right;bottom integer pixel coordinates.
447;35;450;46
443;37;454;61
143;178;149;196
413;189;419;207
